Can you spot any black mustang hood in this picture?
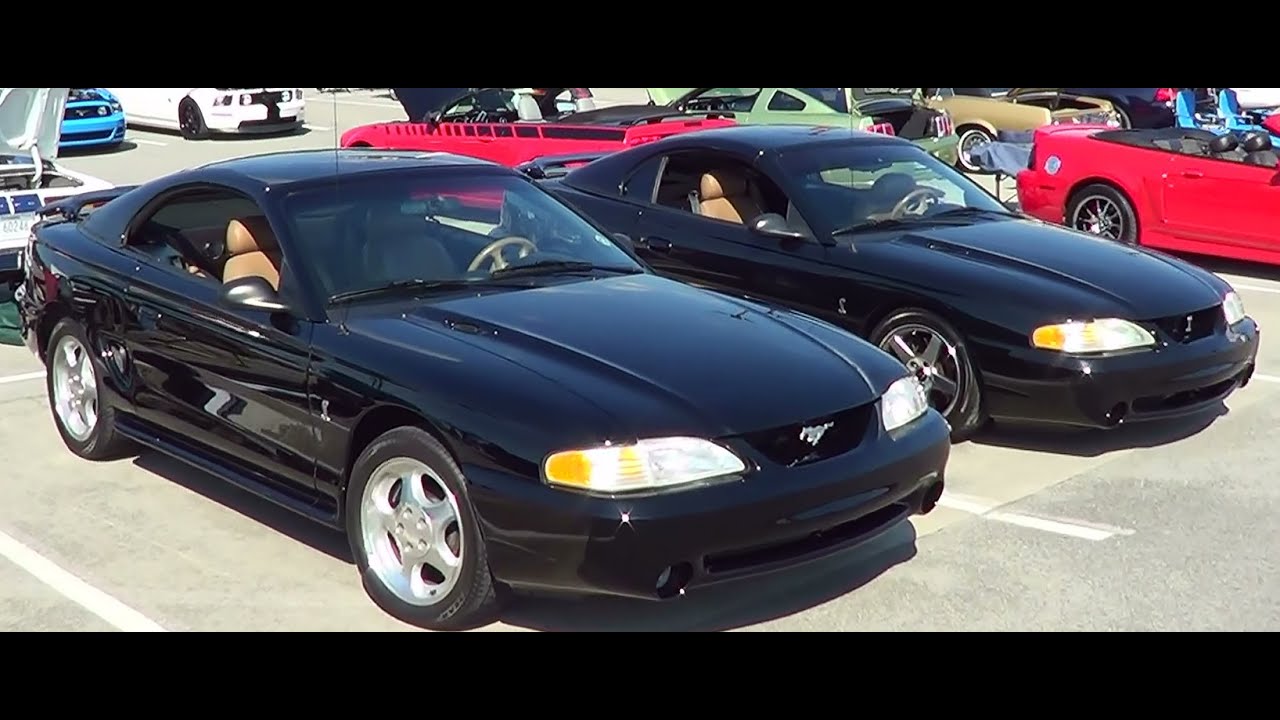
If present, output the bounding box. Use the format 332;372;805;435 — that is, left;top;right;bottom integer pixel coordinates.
392;88;474;121
401;275;905;437
882;219;1227;320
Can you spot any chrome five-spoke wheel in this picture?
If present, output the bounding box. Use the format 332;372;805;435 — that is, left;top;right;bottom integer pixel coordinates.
360;457;465;607
51;335;98;442
879;323;963;419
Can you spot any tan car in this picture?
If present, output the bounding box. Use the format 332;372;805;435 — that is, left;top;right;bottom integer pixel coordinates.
923;88;1120;172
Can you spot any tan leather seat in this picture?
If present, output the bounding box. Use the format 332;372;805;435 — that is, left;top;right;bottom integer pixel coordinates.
223;216;282;290
699;171;763;225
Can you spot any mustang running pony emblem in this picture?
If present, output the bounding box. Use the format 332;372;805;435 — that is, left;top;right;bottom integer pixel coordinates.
1184;315;1194;336
799;421;834;447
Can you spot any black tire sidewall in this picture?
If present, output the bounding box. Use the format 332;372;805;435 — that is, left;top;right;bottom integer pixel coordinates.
871;308;986;442
344;426;498;630
45;319;117;458
1067;183;1138;244
179;98;207;140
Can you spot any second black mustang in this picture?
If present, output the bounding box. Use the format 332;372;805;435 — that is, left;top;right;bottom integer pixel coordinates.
19;149;949;631
525;125;1261;441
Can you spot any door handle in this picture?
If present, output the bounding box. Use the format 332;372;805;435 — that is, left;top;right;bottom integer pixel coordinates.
640;236;673;253
1181;170;1204;179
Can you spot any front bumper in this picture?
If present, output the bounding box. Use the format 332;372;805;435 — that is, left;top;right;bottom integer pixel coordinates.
983;318;1260;428
469;411;950;600
915;134;960;166
60;116;126;148
205;102;305;134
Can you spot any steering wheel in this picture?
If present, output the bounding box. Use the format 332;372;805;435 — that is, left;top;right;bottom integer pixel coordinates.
890;187;946;219
468;236;537;272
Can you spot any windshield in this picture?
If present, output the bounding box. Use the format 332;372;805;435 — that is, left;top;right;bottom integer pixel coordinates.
778;142;1009;234
283;171;641;299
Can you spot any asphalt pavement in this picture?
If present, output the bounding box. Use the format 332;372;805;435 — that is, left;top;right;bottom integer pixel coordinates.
1;89;1276;632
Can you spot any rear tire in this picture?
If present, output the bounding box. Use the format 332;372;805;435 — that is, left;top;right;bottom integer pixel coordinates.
1066;183;1138;244
345;426;502;631
45;319;134;460
870;309;987;442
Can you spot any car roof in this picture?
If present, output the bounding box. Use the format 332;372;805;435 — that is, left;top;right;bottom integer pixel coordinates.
197;148;504;187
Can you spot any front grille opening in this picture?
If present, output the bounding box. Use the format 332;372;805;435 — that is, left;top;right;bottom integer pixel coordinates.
1132;377;1238;414
739;403;874;468
703;502;907;575
1148;305;1221;344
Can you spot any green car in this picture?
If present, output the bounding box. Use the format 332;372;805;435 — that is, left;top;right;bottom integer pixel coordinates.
646;87;959;165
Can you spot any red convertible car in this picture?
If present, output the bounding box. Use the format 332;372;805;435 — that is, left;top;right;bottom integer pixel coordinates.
1018;125;1280;265
340;87;736;168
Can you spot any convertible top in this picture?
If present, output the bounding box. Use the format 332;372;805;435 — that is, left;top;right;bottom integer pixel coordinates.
1092;126;1221;150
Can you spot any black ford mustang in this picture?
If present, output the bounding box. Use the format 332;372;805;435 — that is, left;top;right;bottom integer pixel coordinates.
17;149;949;630
523;126;1260;441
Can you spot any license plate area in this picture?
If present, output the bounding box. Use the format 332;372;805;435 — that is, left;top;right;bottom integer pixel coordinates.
0;213;36;248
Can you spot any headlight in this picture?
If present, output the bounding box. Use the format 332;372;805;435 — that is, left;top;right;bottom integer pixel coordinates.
543;437;746;493
109;101;121;112
881;375;929;432
1031;318;1155;353
1223;291;1246;326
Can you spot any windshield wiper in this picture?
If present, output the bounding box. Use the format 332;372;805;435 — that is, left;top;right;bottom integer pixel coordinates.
831;216;933;236
930;206;1019;219
329;278;515;305
832;207;1017;237
489;260;642;279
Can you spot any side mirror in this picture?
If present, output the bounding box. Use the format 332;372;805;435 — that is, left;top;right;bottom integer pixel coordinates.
749;213;807;241
220;276;290;314
611;232;635;252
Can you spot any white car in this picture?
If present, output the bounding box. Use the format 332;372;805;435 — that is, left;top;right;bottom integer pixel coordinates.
104;88;306;140
0;87;113;279
1229;88;1280;111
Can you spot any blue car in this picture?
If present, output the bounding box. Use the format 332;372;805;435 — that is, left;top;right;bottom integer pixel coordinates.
59;88;126;151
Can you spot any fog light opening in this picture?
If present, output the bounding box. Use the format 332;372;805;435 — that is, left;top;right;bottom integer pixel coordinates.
1105;402;1128;427
655;562;693;600
920;480;945;515
1240;363;1255;389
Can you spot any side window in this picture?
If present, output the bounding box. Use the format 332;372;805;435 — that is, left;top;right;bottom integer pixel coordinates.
652;152;793;229
129;189;266;288
767;91;807;112
620;155;665;203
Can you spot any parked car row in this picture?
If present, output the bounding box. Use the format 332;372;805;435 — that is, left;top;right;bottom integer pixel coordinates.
2;86;1268;631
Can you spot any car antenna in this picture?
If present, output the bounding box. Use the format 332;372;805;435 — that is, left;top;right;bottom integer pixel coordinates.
332;93;353;336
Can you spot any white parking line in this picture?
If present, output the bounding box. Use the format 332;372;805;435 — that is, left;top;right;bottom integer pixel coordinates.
0;528;167;632
130;138;168;147
1253;373;1280;384
0;371;44;385
938;492;1133;541
303;124;331;132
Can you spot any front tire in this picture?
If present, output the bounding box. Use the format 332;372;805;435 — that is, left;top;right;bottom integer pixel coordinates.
1066;183;1138;244
45;319;134;460
955;125;995;173
871;309;987;442
178;98;209;140
345;426;501;630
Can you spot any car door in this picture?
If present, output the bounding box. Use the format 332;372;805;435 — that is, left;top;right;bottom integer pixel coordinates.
1159;155;1280;249
120;187;319;499
632;150;835;319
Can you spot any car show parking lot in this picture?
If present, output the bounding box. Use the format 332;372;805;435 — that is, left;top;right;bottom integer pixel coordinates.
2;89;1278;632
